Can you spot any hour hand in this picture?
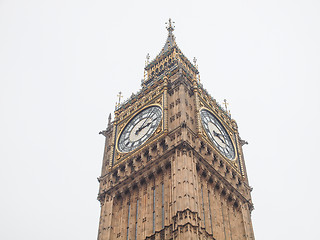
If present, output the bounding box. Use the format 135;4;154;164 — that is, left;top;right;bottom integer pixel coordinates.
135;122;151;135
212;130;225;144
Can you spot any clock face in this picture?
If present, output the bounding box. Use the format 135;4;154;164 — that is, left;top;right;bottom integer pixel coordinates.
118;106;162;153
200;109;235;160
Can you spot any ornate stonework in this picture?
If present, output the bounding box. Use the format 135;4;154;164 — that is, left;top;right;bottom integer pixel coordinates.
97;19;255;240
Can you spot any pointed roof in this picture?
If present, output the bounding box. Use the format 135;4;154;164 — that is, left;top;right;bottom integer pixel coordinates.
159;18;177;55
145;19;178;70
143;19;198;86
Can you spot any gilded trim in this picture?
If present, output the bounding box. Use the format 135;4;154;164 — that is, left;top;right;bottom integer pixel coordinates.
114;104;164;162
199;107;238;163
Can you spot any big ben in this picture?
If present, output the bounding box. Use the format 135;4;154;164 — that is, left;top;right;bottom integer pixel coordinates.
97;19;255;240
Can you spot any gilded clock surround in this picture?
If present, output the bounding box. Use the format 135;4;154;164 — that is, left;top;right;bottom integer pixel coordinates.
200;107;237;161
97;19;254;240
115;104;163;154
113;98;166;168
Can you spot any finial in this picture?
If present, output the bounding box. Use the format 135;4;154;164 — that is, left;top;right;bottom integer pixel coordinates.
145;53;150;66
223;99;228;111
193;57;199;70
144;54;150;82
223;99;231;116
117;91;123;105
166;18;175;33
108;113;111;127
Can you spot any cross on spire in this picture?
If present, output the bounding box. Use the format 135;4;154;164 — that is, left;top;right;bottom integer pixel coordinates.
117;91;123;104
223;99;231;116
223;99;229;111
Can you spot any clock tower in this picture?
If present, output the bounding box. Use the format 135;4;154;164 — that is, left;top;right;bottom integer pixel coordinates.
97;19;255;240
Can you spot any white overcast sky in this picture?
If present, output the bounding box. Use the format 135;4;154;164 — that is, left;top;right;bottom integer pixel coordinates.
1;0;319;239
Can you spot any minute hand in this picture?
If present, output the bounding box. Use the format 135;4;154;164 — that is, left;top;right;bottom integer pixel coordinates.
136;110;155;135
213;131;225;144
136;122;151;133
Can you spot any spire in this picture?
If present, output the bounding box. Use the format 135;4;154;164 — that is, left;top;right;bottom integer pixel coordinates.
159;18;177;55
143;19;199;87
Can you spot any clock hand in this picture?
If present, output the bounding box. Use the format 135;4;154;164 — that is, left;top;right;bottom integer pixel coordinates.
135;122;152;135
141;109;155;128
140;122;151;131
217;134;225;144
212;130;225;144
136;109;155;135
